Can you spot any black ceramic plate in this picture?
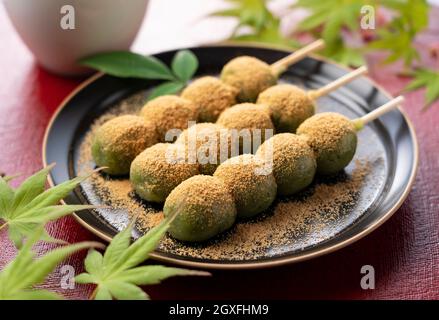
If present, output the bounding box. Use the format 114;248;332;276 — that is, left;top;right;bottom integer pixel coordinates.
43;45;418;269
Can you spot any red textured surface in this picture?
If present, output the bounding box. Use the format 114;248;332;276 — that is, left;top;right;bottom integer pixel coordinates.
0;5;438;300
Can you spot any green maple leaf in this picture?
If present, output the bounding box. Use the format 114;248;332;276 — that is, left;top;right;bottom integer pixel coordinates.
211;0;298;48
405;68;439;110
324;38;365;66
367;20;420;67
212;0;270;33
380;0;428;33
294;0;365;67
367;0;428;68
294;0;428;67
0;227;100;300
75;214;210;300
296;0;362;39
0;165;97;248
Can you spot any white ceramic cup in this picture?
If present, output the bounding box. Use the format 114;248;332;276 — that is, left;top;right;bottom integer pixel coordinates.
4;0;149;75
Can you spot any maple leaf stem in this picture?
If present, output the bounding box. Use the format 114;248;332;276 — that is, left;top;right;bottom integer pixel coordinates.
0;223;8;232
89;286;98;300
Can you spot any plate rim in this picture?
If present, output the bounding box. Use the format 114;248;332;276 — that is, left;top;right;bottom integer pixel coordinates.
42;43;419;270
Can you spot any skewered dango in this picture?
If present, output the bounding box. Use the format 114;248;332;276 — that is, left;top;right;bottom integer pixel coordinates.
297;96;404;175
257;66;368;133
220;40;325;102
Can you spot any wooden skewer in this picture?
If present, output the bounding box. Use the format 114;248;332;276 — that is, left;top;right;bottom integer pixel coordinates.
270;39;325;76
353;96;404;130
307;66;368;100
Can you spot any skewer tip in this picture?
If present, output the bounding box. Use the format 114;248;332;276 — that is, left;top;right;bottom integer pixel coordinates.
353;95;405;130
270;39;326;76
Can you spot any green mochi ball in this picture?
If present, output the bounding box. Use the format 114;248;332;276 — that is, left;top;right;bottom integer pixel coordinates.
297;112;357;175
130;143;199;203
220;56;277;102
164;175;237;242
91;115;158;176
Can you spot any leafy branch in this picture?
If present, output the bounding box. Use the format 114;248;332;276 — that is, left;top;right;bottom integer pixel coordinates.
211;0;437;109
0;165;208;300
80;50;199;100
